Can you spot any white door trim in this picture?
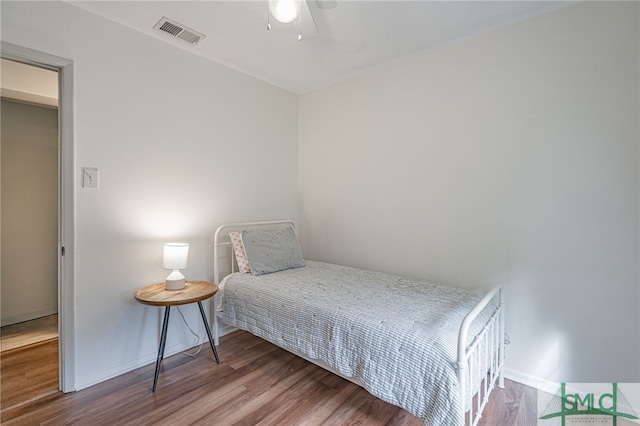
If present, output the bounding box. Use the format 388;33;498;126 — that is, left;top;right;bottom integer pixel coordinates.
1;41;76;392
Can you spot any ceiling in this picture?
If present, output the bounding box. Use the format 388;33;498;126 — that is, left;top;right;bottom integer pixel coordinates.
69;1;575;94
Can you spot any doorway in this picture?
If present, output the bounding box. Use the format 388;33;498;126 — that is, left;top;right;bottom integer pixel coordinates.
0;42;75;400
0;58;60;410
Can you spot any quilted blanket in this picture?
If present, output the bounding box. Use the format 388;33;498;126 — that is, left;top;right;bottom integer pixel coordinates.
221;261;486;425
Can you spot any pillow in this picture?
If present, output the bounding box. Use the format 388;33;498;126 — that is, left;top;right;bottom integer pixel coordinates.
229;232;251;274
241;227;305;276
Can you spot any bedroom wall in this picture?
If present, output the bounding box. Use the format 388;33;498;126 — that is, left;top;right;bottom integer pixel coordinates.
1;1;298;389
299;1;639;385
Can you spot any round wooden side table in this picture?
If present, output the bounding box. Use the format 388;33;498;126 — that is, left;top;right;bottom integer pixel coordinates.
134;280;220;392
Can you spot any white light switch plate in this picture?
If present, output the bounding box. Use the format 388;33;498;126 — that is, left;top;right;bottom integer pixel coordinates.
82;167;99;189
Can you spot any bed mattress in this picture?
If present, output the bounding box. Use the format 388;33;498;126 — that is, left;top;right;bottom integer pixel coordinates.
220;260;486;425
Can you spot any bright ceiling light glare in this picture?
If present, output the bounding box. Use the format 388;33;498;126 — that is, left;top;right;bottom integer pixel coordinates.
269;0;300;24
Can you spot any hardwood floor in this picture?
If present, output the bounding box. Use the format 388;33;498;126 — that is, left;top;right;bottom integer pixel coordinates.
1;315;58;352
0;338;59;410
0;315;60;411
1;330;536;425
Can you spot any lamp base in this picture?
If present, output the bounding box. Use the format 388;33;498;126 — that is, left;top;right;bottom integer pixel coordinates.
165;277;186;291
165;269;186;290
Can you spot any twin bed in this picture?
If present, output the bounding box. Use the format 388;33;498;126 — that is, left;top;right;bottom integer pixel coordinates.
211;220;505;426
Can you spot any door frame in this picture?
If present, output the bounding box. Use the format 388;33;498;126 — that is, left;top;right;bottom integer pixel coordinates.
1;41;76;392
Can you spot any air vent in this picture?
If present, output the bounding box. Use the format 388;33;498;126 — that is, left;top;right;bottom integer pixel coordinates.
153;17;206;45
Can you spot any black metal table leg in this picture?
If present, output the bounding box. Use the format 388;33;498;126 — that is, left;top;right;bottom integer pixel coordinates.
152;306;171;392
198;301;220;364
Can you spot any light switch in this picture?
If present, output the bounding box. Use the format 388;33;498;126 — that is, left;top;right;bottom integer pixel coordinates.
82;167;99;189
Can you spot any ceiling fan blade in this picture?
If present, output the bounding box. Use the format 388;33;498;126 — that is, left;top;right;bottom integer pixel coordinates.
294;0;319;39
315;0;337;10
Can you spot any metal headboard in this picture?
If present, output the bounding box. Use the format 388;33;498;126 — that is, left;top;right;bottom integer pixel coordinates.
212;219;296;283
211;219;296;345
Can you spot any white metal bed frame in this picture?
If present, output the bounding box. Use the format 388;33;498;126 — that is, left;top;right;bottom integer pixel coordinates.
211;219;505;426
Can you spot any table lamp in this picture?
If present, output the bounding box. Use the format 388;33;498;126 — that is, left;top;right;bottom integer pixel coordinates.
163;243;189;290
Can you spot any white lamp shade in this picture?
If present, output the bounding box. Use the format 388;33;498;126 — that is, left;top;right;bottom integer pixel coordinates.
163;243;189;270
269;0;300;23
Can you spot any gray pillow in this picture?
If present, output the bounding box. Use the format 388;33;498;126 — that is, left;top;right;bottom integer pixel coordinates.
241;227;305;276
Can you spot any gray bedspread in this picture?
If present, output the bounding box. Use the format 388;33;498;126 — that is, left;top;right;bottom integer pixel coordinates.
221;260;485;425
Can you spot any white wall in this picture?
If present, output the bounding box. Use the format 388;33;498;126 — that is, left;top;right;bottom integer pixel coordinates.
299;1;639;384
1;1;298;389
1;100;58;326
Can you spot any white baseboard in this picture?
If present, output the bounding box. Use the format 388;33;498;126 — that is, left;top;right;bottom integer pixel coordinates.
75;322;239;391
74;337;208;391
1;308;58;327
504;367;559;394
217;323;238;339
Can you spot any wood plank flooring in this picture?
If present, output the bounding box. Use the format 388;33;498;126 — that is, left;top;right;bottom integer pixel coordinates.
1;338;59;410
1;330;537;425
1;315;58;352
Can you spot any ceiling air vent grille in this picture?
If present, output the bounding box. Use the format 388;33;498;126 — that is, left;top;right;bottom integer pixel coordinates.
153;17;206;45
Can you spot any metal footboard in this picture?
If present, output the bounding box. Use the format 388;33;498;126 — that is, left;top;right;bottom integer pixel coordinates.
457;285;506;426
